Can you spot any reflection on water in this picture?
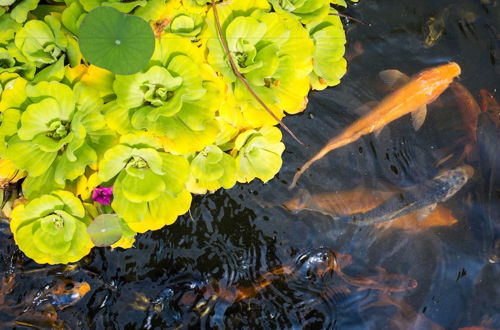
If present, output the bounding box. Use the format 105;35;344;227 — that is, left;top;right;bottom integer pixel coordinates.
1;0;499;328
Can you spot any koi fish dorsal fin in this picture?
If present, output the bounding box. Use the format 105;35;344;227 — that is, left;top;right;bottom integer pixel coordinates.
379;69;428;131
353;101;379;116
378;69;410;89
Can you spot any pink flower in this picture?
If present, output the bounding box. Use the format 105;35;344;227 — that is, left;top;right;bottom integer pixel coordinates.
92;186;113;205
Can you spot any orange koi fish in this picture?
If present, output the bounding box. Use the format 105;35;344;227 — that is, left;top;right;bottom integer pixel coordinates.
374;204;458;232
283;187;395;217
290;62;462;189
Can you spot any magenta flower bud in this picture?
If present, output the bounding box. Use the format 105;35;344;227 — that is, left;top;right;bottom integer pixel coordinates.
92;186;113;205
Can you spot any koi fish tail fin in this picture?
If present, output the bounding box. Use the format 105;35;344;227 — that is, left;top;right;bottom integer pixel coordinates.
289;140;343;189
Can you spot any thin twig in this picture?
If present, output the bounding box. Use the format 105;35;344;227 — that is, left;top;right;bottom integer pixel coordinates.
210;0;304;146
329;12;371;26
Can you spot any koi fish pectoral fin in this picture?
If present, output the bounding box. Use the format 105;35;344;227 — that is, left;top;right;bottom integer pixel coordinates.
416;203;437;222
411;105;428;131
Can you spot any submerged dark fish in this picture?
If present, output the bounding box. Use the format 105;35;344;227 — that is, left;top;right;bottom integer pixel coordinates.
480;89;500;128
182;248;339;305
43;279;91;310
423;8;449;48
0;279;87;329
451;82;482;144
477;89;500;262
179;247;415;311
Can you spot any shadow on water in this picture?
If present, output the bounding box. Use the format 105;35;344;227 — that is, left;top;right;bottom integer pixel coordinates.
1;0;499;328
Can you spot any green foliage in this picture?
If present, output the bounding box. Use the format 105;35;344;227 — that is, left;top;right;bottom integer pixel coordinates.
87;213;124;246
98;133;191;233
1;79;114;198
307;13;347;90
10;190;94;264
187;144;237;193
78;7;155;75
1;0;40;23
268;0;331;23
0;0;352;264
233;126;285;183
206;0;314;128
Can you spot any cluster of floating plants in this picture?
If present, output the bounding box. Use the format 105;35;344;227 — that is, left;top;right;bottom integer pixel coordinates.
0;0;351;264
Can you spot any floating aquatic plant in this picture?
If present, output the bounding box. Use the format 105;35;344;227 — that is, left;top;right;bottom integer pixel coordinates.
233;126;285;183
1;0;352;264
78;6;155;75
1;79;114;198
10;190;93;264
98;133;192;233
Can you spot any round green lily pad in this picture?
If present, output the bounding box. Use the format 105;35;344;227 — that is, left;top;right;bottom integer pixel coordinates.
78;6;155;75
87;214;123;247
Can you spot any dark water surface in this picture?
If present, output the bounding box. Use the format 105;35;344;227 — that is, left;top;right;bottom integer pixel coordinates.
1;0;499;329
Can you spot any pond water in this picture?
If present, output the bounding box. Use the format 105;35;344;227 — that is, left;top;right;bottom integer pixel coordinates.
1;0;499;328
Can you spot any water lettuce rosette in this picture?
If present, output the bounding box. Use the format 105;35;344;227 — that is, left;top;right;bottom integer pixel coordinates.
0;16;34;79
307;14;347;90
187;144;237;193
164;8;205;41
98;133;192;233
0;0;40;23
111;34;222;154
15;15;81;69
1;79;114;198
268;0;331;23
205;0;313;128
232;126;285;183
10;190;94;264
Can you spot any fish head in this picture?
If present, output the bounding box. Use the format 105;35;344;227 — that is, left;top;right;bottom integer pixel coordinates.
368;267;418;292
282;189;312;212
48;279;91;309
422;62;461;81
294;247;338;279
416;62;461;98
432;164;473;202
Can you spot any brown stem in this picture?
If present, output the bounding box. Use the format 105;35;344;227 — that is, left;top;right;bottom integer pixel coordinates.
329;12;371;26
210;0;304;146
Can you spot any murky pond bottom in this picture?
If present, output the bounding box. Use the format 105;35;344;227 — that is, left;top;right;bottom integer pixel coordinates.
1;0;499;328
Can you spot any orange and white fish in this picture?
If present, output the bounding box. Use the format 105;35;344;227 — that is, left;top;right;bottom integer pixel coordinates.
290;62;462;189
